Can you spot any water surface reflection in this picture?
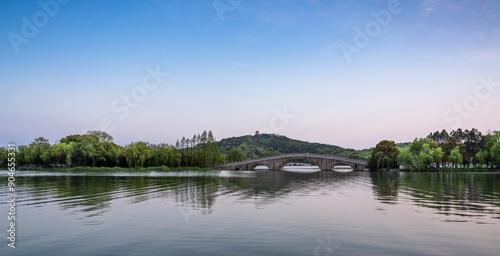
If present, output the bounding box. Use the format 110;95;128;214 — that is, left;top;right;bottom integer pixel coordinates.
370;172;500;222
2;170;499;222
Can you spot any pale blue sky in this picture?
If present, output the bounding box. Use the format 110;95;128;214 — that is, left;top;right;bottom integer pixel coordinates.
1;0;499;149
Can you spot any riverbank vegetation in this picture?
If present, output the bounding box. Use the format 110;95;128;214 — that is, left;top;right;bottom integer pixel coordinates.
369;128;500;171
1;128;499;172
0;130;224;170
16;166;213;171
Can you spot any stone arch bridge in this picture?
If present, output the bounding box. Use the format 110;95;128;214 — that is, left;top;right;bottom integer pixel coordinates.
215;153;368;171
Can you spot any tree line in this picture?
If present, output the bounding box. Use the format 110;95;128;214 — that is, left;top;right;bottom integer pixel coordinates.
2;128;499;171
0;130;227;169
370;128;500;171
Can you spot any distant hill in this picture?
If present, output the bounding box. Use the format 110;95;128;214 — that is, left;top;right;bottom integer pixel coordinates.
217;134;372;160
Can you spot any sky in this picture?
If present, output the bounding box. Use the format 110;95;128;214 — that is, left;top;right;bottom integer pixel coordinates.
1;0;499;149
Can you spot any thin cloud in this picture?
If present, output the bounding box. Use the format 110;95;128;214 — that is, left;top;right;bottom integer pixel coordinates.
421;0;441;16
466;51;500;62
420;0;464;17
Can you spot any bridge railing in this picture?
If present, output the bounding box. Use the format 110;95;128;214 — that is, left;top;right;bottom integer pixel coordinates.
216;153;368;167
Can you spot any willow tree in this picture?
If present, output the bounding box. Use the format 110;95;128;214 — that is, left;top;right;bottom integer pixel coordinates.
448;147;463;168
371;140;399;170
86;130;114;143
28;137;51;167
397;138;444;171
0;147;7;167
491;139;500;168
227;148;246;162
123;142;152;168
476;150;489;167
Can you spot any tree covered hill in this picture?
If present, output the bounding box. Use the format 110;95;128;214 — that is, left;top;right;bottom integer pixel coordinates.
217;134;372;160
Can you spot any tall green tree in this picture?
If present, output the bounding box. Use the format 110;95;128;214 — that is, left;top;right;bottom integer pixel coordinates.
397;147;413;170
427;129;450;147
52;143;70;166
227;148;246;162
490;134;500;168
397;138;443;171
41;146;54;167
370;140;399;170
448;147;463;167
205;141;224;166
0;147;7;167
451;128;466;142
101;141;122;167
191;135;197;153
28;137;51;167
477;131;500;168
476;150;489;167
208;131;214;142
16;145;30;166
463;128;482;165
123;142;152;168
86;130;114;143
60;134;84;144
446;128;483;165
149;144;175;167
442;137;465;162
65;135;103;167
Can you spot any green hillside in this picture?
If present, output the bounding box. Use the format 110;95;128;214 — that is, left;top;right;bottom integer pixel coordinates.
217;134;372;160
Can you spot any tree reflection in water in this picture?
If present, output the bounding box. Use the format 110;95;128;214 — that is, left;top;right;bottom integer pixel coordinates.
4;170;500;221
370;171;500;220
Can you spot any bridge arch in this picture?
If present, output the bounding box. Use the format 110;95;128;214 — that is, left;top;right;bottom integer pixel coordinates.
215;153;368;171
277;157;322;170
332;161;356;169
249;162;271;170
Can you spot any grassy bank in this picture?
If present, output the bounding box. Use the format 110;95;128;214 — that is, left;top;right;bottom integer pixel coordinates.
438;166;499;172
396;167;499;172
17;166;214;171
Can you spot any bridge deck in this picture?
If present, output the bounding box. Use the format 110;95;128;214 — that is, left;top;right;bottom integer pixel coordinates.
216;153;368;170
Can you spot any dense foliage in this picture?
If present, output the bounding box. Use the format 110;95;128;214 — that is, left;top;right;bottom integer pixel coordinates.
369;140;399;170
226;148;246;162
0;130;224;169
397;138;444;171
366;128;499;171
395;129;499;170
2;128;499;171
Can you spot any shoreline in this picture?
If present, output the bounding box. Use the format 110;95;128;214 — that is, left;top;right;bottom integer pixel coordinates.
15;166;214;171
376;168;500;173
7;167;500;173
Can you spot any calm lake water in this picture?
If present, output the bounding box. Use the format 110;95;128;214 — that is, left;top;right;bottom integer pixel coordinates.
1;168;500;256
